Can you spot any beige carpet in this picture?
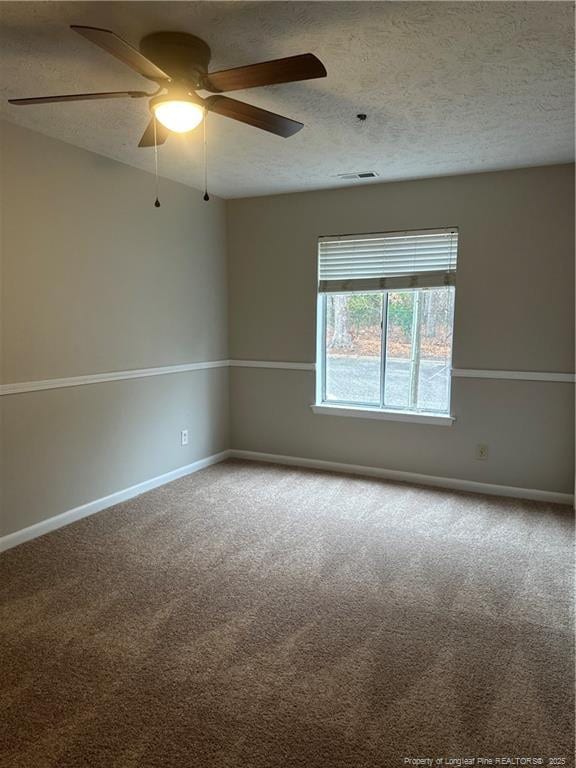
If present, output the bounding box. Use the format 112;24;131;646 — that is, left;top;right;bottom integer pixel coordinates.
0;459;574;767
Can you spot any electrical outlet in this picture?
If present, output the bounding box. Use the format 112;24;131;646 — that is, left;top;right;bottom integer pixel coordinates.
475;443;489;460
180;429;189;446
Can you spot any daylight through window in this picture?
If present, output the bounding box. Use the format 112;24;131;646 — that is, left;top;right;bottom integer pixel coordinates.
317;229;458;416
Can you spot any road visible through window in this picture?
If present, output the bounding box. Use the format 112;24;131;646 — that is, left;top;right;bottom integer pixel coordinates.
325;357;451;412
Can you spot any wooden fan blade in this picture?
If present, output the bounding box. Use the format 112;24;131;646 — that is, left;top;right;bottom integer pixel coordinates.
9;91;149;105
138;118;170;148
204;96;303;137
202;53;326;93
71;25;170;82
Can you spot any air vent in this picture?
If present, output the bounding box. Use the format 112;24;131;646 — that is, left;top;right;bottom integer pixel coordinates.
335;171;379;180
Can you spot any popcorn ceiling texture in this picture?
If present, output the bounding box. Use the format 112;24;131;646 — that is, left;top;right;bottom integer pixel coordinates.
0;1;573;197
0;460;574;766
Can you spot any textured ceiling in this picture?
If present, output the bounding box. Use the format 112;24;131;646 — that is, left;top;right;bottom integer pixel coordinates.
0;1;574;198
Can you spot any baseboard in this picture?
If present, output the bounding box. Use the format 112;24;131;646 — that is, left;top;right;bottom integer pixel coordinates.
0;450;231;553
229;449;574;506
2;447;571;553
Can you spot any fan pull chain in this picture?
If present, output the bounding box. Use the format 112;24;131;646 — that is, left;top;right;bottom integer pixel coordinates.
153;116;161;208
203;109;210;202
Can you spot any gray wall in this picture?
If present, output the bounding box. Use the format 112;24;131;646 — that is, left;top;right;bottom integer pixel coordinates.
0;121;229;536
227;165;575;493
1;121;573;540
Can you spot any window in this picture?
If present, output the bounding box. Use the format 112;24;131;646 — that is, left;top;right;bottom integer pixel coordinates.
315;228;458;420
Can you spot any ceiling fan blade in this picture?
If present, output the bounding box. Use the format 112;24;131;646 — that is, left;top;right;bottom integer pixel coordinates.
71;25;169;82
205;96;303;138
8;90;149;106
138;118;170;148
202;53;326;93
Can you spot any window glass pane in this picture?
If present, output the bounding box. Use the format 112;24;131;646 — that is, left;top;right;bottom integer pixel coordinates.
416;288;455;413
383;288;454;413
383;291;416;410
324;293;382;405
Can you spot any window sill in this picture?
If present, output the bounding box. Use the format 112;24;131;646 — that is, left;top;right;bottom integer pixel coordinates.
310;403;455;426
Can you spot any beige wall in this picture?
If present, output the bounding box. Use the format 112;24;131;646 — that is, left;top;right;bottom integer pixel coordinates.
1;372;228;534
227;165;575;493
1;122;574;539
0;121;229;536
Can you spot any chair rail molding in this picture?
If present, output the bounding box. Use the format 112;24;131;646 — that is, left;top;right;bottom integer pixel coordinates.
1;361;573;395
451;368;575;383
0;360;230;396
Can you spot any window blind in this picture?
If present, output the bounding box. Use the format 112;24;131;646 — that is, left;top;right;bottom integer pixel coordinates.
318;228;458;293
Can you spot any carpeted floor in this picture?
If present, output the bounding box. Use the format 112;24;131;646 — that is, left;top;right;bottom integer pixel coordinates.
0;460;574;767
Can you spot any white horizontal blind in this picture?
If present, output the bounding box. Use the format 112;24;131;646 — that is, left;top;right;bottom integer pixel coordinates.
318;228;458;293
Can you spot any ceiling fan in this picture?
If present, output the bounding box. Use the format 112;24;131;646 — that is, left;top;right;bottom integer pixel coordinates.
8;26;327;145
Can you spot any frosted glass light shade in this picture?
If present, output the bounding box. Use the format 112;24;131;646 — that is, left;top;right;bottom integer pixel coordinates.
153;100;204;133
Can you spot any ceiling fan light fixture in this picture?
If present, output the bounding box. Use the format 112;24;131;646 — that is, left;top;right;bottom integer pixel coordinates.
10;27;327;145
152;98;204;133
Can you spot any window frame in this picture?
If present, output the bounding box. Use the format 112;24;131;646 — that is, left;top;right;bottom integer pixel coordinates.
314;287;456;425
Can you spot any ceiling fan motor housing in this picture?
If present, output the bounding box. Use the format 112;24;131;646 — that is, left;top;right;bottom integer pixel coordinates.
139;32;212;86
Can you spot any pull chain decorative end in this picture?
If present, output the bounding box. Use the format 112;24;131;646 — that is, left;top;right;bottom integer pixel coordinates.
153;116;161;208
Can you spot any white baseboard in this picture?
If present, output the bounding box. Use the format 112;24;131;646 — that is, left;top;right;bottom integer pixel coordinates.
0;450;231;553
2;446;571;553
229;449;574;506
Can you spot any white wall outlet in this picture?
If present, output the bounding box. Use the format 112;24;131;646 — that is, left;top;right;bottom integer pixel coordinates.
475;443;489;460
180;429;189;446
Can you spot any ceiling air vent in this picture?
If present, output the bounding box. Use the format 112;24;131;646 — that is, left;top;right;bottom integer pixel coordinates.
336;171;379;180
